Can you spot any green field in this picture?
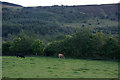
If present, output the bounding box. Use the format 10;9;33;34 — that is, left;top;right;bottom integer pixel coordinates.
2;56;118;78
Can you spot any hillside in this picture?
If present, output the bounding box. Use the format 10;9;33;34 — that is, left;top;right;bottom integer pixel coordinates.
2;2;119;42
2;2;22;8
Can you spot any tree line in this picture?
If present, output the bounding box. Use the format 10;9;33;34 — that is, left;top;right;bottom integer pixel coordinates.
2;28;119;60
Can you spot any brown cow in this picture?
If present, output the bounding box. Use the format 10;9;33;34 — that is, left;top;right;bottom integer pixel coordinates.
58;54;65;59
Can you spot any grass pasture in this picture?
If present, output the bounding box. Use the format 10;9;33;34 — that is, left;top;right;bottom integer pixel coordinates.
2;56;118;78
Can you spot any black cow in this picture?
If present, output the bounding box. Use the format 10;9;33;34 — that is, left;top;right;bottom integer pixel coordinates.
16;54;25;58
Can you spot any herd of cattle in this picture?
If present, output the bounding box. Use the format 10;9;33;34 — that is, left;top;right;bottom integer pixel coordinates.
16;54;65;59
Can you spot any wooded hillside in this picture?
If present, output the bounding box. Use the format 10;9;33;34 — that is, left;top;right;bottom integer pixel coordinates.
2;2;119;43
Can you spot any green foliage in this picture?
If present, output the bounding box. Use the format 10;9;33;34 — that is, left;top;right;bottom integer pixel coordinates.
2;41;11;55
44;28;119;60
54;34;71;41
10;37;22;53
32;39;45;55
85;31;105;57
44;35;72;56
44;28;92;57
2;3;119;60
44;41;63;56
71;28;92;55
102;37;119;59
9;36;32;55
2;4;118;42
2;27;119;60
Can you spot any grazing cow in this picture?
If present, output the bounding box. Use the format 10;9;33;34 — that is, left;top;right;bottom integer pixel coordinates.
16;54;25;58
58;54;65;59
